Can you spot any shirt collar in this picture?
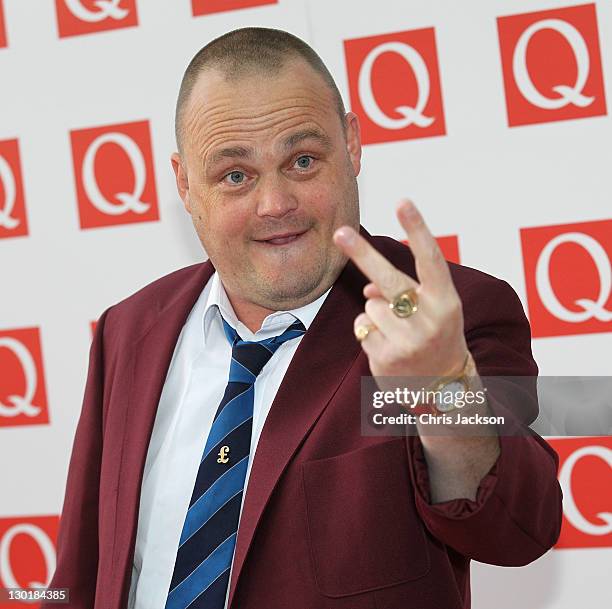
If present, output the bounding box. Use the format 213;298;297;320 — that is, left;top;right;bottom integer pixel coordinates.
202;271;330;344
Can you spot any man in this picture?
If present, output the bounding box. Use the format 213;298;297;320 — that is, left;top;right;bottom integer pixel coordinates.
43;27;562;609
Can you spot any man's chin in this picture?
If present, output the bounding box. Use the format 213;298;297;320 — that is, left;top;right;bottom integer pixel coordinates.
250;272;327;309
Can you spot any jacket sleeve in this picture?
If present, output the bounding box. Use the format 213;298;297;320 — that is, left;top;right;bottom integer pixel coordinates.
41;306;112;608
405;276;563;566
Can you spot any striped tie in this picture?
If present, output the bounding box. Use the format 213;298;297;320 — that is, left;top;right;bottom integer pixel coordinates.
165;316;306;609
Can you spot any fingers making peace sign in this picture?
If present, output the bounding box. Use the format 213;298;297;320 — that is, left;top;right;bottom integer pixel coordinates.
333;200;471;380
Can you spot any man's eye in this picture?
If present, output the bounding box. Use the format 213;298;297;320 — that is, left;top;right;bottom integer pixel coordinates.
223;170;245;185
294;155;314;170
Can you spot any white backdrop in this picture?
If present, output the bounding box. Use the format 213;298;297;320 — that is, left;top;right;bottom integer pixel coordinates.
0;1;610;607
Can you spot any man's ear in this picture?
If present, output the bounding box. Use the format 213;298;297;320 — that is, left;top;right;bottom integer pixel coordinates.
171;152;191;213
344;112;362;177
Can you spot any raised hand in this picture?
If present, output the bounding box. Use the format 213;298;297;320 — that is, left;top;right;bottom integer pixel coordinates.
333;199;470;381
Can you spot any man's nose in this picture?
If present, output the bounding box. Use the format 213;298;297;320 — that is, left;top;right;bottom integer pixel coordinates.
255;173;299;218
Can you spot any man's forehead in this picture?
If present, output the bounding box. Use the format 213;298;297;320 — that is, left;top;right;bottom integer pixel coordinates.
185;60;336;123
183;64;340;157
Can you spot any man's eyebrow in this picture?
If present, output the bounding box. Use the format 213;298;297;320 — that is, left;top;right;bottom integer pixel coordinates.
281;129;333;152
206;129;333;169
208;145;253;167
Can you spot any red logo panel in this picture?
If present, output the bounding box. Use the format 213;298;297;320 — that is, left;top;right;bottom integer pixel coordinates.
497;4;607;127
520;219;611;338
192;0;277;15
0;1;7;49
402;234;460;264
435;235;460;264
55;0;138;39
0;139;29;240
70;120;159;229
0;328;50;428
0;515;59;607
344;28;446;145
549;437;612;549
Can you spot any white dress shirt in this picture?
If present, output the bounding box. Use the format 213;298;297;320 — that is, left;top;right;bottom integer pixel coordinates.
127;271;330;609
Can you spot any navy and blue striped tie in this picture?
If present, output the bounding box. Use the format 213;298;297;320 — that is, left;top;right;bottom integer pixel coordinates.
165;316;306;609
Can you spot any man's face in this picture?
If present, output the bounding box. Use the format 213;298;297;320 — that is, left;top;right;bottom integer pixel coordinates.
172;58;362;311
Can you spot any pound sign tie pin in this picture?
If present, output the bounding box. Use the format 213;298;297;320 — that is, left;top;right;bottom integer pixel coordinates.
217;446;230;464
165;315;306;609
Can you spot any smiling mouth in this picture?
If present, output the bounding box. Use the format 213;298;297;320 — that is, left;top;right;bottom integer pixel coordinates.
255;230;308;246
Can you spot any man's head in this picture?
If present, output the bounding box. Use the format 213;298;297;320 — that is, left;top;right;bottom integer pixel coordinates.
172;27;362;315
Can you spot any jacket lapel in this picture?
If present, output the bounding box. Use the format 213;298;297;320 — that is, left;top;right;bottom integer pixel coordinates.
227;259;368;607
113;261;215;607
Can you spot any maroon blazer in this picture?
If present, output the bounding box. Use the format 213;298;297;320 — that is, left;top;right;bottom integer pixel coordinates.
43;233;562;609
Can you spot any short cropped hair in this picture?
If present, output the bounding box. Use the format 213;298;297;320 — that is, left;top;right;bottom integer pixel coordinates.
175;27;347;154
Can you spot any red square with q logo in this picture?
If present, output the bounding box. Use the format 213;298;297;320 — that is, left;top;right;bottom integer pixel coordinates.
192;0;277;15
548;437;612;549
0;327;50;428
344;28;446;145
0;1;7;49
70;120;159;230
55;0;138;38
497;3;607;127
0;515;59;607
520;219;611;338
0;139;29;240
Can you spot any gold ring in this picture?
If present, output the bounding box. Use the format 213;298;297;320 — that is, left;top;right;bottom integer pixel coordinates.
355;323;377;342
389;288;418;318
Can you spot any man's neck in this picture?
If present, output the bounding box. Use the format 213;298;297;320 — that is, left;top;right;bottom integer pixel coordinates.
225;294;277;334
